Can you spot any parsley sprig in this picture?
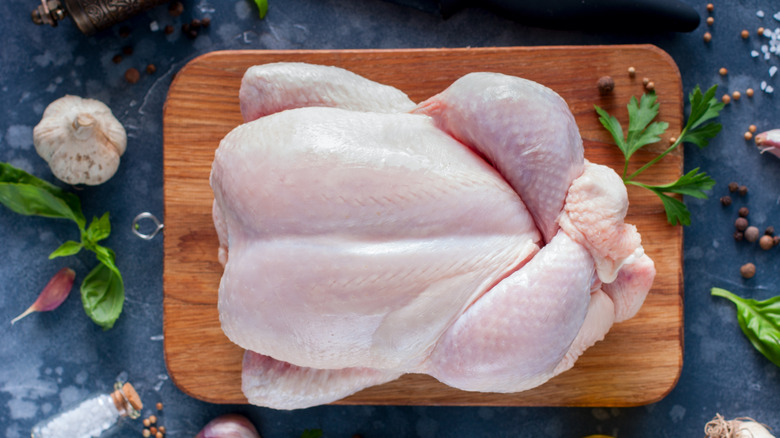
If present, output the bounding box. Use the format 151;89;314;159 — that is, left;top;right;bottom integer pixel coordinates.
594;85;724;226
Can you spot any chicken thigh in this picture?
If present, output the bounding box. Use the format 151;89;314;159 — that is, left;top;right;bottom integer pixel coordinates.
210;63;655;409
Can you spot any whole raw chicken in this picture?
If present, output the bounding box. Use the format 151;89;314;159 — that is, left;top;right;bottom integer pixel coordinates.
210;62;656;410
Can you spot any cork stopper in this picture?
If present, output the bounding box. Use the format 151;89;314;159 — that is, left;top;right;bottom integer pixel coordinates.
110;382;143;418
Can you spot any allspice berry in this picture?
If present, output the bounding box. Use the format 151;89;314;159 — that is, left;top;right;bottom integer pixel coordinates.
759;235;774;250
124;68;140;84
597;76;615;94
735;217;749;231
740;263;756;279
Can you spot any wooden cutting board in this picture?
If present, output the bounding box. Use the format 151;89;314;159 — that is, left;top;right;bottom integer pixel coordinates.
162;46;684;407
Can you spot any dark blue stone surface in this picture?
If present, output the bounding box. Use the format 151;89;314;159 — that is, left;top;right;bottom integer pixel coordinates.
1;0;779;436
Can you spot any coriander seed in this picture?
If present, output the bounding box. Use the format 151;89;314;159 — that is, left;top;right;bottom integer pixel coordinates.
645;81;655;91
741;29;749;39
732;91;741;100
706;16;714;25
156;402;163;410
759;235;774;250
758;27;765;35
703;32;712;43
669;137;677;144
721;94;731;104
745;131;753;140
740;263;756;279
156;432;163;438
149;415;157;424
749;124;757;133
143;418;151;427
719;67;728;76
706;3;714;12
746;88;754;97
143;429;151;438
745;226;760;242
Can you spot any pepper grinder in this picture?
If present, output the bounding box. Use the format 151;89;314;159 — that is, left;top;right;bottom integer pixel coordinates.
31;0;170;35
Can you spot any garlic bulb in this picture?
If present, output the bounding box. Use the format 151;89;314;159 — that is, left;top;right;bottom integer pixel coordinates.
33;95;126;185
194;414;261;438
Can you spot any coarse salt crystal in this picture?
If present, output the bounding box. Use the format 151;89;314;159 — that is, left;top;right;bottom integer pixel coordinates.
762;44;769;53
771;66;778;76
766;85;775;93
752;50;760;57
149;21;159;31
764;28;773;37
758;10;765;18
774;11;780;21
761;81;768;90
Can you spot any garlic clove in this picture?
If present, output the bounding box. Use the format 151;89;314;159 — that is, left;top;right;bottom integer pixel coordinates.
11;267;76;325
754;129;780;159
33;95;127;186
194;414;261;438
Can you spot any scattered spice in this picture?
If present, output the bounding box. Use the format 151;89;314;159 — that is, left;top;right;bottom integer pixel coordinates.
735;217;749;231
719;67;728;76
720;196;732;206
749;124;757;133
156;402;163;410
745;131;753;140
745;226;760;242
734;231;744;241
146;64;157;74
645;81;655;91
149;415;157;424
112;54;123;64
741;29;750;39
642;77;650;86
732;91;741;100
747;88;755;97
704;32;712;43
627;66;636;77
125;68;140;84
758;26;765;35
119;25;131;38
159;426;166;433
122;46;133;56
707;16;714;26
143;430;151;438
201;17;211;27
669;136;677;144
164;24;174;35
168;1;184;17
150;426;157;434
738;207;749;217
765;226;775;236
143;418;151;427
597;76;614;94
728;181;739;192
156;432;163;438
775;235;780;246
191;18;202;30
706;3;714;12
738;185;748;196
722;94;731;104
759;235;774;250
739;262;756;279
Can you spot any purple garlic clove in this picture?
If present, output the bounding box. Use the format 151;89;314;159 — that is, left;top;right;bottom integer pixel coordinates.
11;267;75;325
754;129;780;159
195;414;261;438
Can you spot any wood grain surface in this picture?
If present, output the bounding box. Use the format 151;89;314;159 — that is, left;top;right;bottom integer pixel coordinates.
162;46;684;407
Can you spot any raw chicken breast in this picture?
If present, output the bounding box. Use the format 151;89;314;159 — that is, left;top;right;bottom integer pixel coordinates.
210;62;655;409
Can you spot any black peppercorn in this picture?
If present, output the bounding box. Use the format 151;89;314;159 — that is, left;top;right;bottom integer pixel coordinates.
738;207;749;217
734;231;744;241
168;1;184;17
720;196;732;206
728;182;739;192
735;217;749;231
738;185;748;196
765;226;775;236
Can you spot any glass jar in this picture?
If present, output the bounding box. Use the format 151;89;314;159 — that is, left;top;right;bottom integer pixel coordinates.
31;381;142;438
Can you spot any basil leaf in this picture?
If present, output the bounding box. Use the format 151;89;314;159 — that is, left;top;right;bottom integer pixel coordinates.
49;240;83;259
0;162;86;228
81;260;124;330
253;0;268;18
711;288;780;368
85;212;111;244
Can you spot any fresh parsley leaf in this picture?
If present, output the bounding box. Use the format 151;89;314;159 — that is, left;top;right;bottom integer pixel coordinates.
594;86;723;226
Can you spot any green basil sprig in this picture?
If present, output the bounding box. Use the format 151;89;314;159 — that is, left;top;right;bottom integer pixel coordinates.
0;162;124;330
711;287;780;368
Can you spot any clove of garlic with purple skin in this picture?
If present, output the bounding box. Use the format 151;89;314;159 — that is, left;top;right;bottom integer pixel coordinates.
754;129;780;159
194;414;261;438
11;267;75;325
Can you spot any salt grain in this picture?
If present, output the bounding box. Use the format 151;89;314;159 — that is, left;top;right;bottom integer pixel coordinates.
149;21;159;31
757;10;765;18
761;81;768;90
770;66;778;76
774;11;780;21
751;50;760;57
766;85;774;93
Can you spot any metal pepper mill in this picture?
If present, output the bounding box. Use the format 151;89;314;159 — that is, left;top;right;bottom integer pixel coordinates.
32;0;170;35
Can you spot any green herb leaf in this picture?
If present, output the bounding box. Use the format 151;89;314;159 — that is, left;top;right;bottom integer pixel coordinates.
594;86;723;226
300;429;323;438
0;163;86;228
253;0;268;18
85;212;111;245
711;288;780;368
49;240;84;259
81;258;124;330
